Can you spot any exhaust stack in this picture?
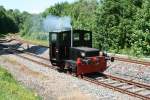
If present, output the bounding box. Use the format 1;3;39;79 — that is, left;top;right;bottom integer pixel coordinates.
71;26;73;47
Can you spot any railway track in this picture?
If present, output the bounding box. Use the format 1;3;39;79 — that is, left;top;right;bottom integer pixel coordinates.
6;38;150;66
3;46;149;100
1;38;150;99
114;57;150;66
8;49;53;68
84;74;150;100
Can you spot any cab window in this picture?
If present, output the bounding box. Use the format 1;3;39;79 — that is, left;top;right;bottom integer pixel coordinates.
51;33;57;42
73;33;79;41
59;32;68;43
62;33;67;41
84;33;90;41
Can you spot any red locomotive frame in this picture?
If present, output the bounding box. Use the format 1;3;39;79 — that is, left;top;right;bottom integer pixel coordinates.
76;56;107;75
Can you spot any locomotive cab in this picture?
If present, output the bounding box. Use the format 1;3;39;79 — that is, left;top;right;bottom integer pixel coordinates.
49;29;113;75
49;29;92;66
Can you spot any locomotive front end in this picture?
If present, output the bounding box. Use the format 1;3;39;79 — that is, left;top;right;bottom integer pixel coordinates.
65;47;114;76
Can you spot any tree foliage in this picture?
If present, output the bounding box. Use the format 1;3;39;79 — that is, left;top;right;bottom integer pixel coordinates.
0;6;30;36
0;0;150;56
41;0;149;56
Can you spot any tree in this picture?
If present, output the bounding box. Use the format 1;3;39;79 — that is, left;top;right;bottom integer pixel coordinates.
95;0;137;51
0;6;21;36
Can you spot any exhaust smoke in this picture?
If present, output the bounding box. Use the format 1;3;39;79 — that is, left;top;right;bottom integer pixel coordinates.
25;14;72;40
43;15;72;32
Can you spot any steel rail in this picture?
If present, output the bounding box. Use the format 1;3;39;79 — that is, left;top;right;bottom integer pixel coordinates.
13;48;49;61
2;40;150;100
83;76;150;100
10;49;150;100
115;57;150;66
9;38;150;66
104;74;150;90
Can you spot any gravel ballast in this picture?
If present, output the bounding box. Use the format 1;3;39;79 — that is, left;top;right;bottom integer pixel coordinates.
105;60;150;85
0;54;140;100
1;40;149;100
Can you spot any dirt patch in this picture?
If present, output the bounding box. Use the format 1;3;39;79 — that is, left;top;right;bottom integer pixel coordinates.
58;91;93;100
0;56;46;79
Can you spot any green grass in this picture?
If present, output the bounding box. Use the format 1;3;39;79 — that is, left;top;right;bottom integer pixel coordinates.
0;66;41;100
21;35;48;47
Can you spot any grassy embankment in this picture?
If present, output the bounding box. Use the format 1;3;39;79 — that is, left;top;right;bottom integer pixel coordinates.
0;66;41;100
19;34;150;60
20;35;48;47
18;33;49;46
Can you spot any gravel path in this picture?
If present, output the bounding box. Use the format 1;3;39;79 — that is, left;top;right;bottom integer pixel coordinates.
0;55;94;100
0;53;139;100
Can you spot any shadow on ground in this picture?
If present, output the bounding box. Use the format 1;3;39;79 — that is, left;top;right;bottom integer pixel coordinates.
25;46;48;55
84;72;107;79
0;39;48;56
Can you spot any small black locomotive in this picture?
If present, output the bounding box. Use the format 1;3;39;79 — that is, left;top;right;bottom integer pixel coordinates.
49;29;113;75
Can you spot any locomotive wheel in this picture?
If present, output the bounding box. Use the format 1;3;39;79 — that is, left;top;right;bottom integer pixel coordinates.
67;68;72;74
59;66;65;71
111;57;114;62
51;63;56;66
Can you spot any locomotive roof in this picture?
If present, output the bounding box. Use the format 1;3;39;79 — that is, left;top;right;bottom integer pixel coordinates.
49;29;91;33
71;47;99;52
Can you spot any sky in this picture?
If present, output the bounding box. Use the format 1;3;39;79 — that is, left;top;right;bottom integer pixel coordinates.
0;0;76;14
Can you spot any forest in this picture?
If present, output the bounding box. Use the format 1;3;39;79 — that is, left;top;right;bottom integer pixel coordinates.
0;0;150;57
